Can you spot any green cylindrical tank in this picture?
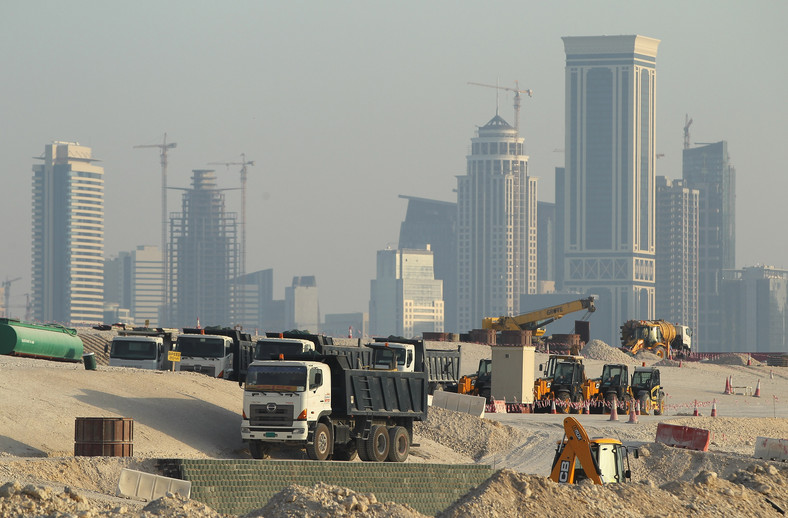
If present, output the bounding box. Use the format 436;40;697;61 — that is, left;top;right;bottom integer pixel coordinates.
0;319;84;362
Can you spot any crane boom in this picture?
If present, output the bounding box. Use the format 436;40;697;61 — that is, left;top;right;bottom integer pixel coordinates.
468;81;533;132
482;296;596;334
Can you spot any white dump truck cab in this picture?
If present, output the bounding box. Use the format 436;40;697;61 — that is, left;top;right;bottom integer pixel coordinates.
109;336;166;370
675;325;692;353
177;333;235;378
368;342;415;372
241;360;331;455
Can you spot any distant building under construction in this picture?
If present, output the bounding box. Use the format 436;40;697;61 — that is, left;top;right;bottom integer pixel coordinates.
169;169;238;328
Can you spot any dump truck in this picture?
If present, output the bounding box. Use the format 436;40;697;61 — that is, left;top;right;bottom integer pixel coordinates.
109;328;178;370
255;333;372;369
629;367;665;415
549;417;634;485
590;364;629;414
620;320;692;359
179;327;254;381
369;337;461;393
241;347;428;462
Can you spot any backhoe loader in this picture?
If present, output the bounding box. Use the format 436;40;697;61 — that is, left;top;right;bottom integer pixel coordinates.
549;416;634;485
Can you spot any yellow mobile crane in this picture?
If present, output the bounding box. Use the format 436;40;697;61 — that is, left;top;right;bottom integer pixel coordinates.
482;296;596;337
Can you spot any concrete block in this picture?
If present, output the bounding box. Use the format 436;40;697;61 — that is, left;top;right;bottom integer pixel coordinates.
431;390;486;417
117;468;191;501
754;436;788;461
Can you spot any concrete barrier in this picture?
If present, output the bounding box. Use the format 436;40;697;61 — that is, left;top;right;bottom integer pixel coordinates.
117;468;191;501
655;423;711;452
754;436;788;461
431;390;486;417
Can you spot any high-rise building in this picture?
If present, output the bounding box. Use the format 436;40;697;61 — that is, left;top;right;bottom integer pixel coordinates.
32;142;104;324
537;201;556;293
169;170;238;328
234;268;275;332
456;114;537;332
560;35;660;344
655;177;699;335
682;141;735;351
370;247;444;338
398;195;457;331
285;276;319;332
104;245;164;326
721;266;788;353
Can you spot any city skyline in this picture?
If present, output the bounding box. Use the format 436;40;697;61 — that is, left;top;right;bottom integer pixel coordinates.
2;2;786;320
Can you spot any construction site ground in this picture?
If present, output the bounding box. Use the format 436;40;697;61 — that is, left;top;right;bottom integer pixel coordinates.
1;333;788;516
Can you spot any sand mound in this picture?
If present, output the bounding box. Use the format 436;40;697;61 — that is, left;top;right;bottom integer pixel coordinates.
704;354;763;366
414;406;524;461
243;483;427;518
579;339;636;364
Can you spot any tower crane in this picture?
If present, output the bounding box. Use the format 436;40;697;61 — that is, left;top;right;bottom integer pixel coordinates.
134;134;177;322
468;81;533;132
683;114;693;150
208;154;254;282
2;277;21;318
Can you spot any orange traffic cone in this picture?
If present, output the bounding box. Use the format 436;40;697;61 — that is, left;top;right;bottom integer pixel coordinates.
550;398;557;414
583;400;590;414
627;402;639;424
770;370;774;380
693;400;700;416
747;355;751;366
754;379;761;397
711;399;718;417
679;360;683;368
609;398;619;421
724;376;732;395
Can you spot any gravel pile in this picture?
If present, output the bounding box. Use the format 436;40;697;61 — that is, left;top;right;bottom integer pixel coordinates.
243;483;426;518
704;354;763;366
579;340;637;364
414;407;524;461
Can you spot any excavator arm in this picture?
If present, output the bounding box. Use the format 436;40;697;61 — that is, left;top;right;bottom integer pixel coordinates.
549;417;605;485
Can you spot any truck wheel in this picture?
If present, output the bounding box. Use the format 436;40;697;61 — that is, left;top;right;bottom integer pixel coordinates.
654;346;666;359
307;423;331;461
333;442;358;461
249;440;270;460
639;395;650;415
366;425;390;462
356;438;371;461
387;426;409;462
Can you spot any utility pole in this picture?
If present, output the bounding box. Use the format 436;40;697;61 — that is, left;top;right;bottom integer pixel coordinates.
134;134;177;324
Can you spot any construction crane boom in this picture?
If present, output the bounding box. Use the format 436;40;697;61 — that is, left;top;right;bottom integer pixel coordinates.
134;133;177;324
468;81;533;131
683;114;693;150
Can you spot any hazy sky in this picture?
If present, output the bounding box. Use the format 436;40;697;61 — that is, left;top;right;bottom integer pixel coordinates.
1;1;786;318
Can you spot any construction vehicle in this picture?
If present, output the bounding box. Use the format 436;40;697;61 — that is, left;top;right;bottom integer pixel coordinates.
178;327;254;381
241;344;428;462
629;367;665;415
547;359;599;413
620;320;692;359
482;296;595;337
369;337;461;393
457;359;492;400
590;364;630;414
533;354;583;403
549;417;633;485
109;328;178;370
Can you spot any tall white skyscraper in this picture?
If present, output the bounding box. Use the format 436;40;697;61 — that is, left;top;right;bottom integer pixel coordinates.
32;142;104;324
370;247;444;337
457;114;537;332
561;35;660;344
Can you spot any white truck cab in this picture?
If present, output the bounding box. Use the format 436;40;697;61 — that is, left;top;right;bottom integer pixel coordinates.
241;360;331;446
177;334;234;378
109;336;167;370
367;342;415;372
254;338;315;360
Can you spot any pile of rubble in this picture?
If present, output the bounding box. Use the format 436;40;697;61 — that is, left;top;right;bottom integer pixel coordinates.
579;340;636;364
704;354;763;366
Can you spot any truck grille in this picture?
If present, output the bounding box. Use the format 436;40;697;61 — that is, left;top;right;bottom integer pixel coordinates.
249;403;294;426
181;365;217;377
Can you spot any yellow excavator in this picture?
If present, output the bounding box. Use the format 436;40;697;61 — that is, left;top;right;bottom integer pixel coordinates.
549;417;634;485
482;296;596;338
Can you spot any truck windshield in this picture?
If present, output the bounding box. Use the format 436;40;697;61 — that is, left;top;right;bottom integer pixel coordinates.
178;336;226;358
372;347;405;368
631;371;652;387
245;365;307;392
601;365;624;386
111;340;157;360
254;340;308;360
553;363;576;384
